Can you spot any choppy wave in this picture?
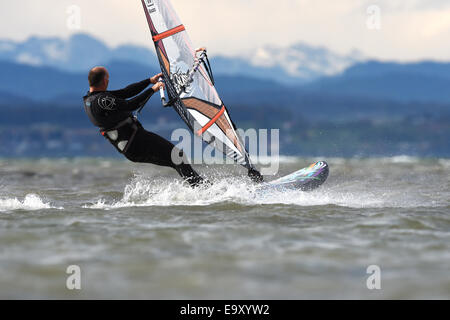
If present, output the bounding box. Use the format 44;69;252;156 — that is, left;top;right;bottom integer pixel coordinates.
0;194;62;212
83;173;446;210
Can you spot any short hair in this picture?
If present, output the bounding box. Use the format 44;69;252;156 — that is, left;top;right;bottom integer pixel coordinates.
88;67;107;87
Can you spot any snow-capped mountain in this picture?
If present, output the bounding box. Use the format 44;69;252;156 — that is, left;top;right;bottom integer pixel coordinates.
0;33;159;73
245;43;366;80
0;33;365;84
210;43;366;84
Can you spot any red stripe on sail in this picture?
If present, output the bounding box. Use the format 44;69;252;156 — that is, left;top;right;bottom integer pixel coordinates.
152;25;185;42
197;106;226;136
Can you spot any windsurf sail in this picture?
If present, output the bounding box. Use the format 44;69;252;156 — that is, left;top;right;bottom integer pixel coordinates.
140;0;255;170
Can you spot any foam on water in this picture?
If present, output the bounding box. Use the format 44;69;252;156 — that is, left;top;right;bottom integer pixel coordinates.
381;155;421;164
0;194;62;212
84;174;444;210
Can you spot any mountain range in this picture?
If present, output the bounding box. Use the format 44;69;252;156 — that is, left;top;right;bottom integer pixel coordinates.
0;33;365;85
0;33;449;111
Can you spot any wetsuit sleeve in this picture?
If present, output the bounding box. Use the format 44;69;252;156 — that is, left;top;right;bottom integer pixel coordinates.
109;79;151;99
116;88;155;112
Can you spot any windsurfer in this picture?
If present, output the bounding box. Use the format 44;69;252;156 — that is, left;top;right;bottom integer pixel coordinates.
83;66;206;187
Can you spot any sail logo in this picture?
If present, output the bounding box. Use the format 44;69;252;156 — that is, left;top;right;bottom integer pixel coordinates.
171;69;192;94
145;0;156;13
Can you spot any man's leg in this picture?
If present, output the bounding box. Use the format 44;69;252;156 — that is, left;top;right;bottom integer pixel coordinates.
124;128;204;187
248;167;264;183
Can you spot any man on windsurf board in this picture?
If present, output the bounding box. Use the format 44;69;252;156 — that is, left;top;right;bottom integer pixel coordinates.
83;66;207;187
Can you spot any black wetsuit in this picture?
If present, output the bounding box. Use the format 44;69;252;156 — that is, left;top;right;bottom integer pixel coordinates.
83;79;204;187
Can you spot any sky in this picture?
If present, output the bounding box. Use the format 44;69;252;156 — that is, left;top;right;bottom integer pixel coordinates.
1;0;450;61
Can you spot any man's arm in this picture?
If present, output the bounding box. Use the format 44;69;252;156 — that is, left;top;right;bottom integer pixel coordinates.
109;79;151;99
116;88;155;112
109;73;163;99
97;82;163;113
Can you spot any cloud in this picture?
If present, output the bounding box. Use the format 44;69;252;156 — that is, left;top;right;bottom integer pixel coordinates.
0;0;449;61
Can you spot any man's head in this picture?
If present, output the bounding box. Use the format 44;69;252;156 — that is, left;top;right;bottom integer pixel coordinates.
88;66;109;91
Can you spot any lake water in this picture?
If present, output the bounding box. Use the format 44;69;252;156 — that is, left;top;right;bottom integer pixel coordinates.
0;157;449;299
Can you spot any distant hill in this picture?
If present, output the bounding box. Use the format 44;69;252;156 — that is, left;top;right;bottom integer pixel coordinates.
306;60;450;103
0;90;35;105
0;59;449;121
0;58;449;132
0;61;86;101
0;59;164;102
0;60;285;105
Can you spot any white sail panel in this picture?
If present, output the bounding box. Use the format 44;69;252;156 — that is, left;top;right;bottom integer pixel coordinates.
141;0;254;169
